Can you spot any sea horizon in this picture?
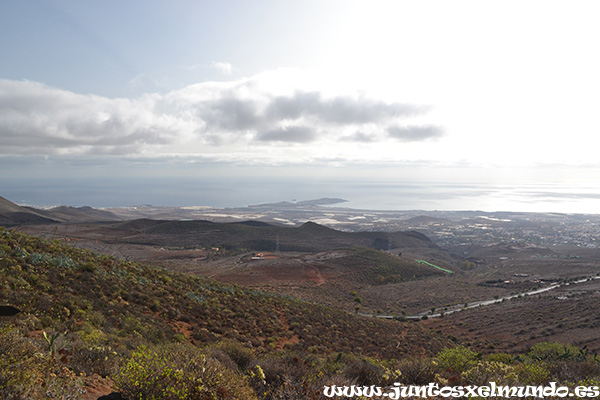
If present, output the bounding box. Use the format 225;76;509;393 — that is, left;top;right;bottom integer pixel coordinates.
4;176;599;215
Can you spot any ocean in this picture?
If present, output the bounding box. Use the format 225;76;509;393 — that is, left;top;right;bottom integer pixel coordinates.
3;176;600;214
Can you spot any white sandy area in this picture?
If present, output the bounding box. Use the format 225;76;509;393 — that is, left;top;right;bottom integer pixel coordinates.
307;218;349;225
273;218;296;225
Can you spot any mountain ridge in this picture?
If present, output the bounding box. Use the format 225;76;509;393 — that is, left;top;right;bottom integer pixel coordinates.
0;196;119;225
98;217;439;253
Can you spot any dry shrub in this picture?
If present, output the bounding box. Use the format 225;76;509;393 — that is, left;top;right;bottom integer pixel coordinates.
548;360;600;383
0;326;84;400
69;344;119;378
212;339;256;371
397;357;437;385
206;348;238;372
343;358;384;386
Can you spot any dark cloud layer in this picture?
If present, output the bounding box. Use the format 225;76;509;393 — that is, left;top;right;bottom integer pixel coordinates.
202;96;263;131
387;125;443;141
194;88;432;137
266;91;422;124
340;131;379;143
0;77;442;155
256;125;317;143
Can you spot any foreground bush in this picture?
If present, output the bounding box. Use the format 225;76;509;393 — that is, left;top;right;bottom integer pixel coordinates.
0;326;84;400
436;345;479;374
114;343;258;400
396;357;437;385
461;361;518;386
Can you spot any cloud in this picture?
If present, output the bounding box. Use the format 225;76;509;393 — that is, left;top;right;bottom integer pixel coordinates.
193;88;424;133
0;73;442;157
387;125;444;141
176;78;439;143
256;125;317;143
340;131;379;143
0;79;192;155
201;96;263;131
266;91;422;123
211;61;233;75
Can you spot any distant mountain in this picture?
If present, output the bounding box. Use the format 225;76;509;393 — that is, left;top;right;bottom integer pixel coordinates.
35;205;119;222
248;197;348;208
0;196;119;226
0;196;29;213
108;218;439;253
0;196;59;226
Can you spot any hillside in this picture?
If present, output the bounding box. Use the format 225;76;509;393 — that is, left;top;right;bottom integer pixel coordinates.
214;246;446;286
424;277;600;353
16;218;465;318
192;247;449;315
3;227;600;399
0;196;119;226
0;226;452;397
0;196;59;226
0;226;452;356
34;205;120;223
82;218;440;253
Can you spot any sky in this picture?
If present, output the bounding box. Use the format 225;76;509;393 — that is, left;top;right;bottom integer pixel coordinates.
1;0;600;212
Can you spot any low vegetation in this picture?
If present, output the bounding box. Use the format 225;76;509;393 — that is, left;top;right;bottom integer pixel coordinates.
0;228;447;357
325;247;445;284
2;227;599;399
2;326;600;399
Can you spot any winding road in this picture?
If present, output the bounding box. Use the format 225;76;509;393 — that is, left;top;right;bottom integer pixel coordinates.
362;275;600;320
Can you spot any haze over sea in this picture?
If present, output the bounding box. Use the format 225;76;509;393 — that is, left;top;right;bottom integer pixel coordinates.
2;2;600;217
4;176;599;215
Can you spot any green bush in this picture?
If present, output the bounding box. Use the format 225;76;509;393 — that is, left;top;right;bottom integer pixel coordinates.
528;342;581;361
115;343;258;400
461;361;518;386
514;362;550;385
115;346;188;400
486;352;514;365
436;345;479;373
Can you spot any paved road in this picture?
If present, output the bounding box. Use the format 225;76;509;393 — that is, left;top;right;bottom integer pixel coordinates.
361;276;599;320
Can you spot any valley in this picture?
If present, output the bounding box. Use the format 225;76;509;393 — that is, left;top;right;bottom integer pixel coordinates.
2;195;600;398
9;196;600;351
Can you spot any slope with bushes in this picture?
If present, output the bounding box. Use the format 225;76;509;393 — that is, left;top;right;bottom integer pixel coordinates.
0;227;448;357
0;226;448;397
2;227;600;399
